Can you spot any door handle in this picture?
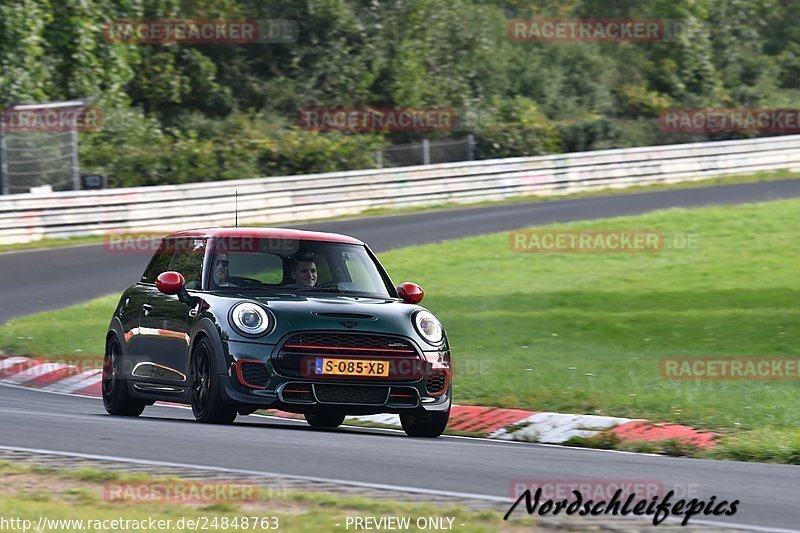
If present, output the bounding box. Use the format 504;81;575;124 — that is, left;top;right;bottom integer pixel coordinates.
142;304;153;316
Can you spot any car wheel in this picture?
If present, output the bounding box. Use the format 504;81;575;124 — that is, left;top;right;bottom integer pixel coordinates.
191;337;237;424
304;410;346;429
400;406;450;438
102;336;146;417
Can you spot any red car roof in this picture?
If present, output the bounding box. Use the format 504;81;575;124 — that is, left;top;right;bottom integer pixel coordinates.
166;227;364;245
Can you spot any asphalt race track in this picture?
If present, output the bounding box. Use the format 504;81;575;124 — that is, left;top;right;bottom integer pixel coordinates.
2;178;800;324
0;386;798;531
2;179;800;531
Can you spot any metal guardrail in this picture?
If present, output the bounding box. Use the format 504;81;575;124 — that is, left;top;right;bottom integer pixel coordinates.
2;135;800;245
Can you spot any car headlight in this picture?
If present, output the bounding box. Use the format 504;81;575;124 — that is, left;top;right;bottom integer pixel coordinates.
413;311;443;345
230;302;272;337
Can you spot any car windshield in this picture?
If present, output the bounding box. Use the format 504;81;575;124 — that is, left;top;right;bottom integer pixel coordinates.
208;238;391;298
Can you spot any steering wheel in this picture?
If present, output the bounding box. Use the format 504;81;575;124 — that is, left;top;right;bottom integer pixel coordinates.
228;276;263;287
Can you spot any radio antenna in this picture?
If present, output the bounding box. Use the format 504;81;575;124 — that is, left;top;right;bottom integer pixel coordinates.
235;190;239;227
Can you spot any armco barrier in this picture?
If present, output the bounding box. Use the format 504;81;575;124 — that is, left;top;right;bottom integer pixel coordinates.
2;135;800;245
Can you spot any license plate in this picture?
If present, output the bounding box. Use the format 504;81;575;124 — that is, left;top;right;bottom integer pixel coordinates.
315;358;389;377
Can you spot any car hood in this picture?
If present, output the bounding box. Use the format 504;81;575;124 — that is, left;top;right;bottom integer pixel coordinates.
215;292;439;348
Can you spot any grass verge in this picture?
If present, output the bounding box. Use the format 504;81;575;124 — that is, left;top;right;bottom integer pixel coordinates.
0;461;522;532
1;199;798;463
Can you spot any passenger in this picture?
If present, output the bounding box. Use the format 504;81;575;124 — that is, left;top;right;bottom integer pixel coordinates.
290;256;317;287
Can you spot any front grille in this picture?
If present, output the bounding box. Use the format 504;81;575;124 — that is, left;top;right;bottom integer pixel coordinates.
274;332;423;380
238;361;268;388
283;333;415;353
314;384;388;405
426;370;448;395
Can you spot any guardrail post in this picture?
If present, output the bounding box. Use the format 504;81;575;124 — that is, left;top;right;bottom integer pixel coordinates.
422;139;430;165
467;134;475;161
0;128;7;195
375;150;383;168
69;128;80;191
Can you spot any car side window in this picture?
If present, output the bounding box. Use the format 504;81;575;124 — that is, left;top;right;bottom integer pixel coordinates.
167;238;206;290
141;244;174;284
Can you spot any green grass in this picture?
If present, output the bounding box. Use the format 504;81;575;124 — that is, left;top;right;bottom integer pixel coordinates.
0;168;795;253
378;200;799;430
2;199;799;462
381;199;800;461
0;295;118;359
0;462;519;532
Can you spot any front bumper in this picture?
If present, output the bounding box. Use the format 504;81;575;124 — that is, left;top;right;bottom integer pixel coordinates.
221;332;451;414
218;373;451;415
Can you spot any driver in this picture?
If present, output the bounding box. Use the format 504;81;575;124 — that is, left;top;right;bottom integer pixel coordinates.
291;257;317;287
213;253;234;287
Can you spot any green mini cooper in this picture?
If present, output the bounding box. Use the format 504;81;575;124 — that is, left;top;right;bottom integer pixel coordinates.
103;228;452;437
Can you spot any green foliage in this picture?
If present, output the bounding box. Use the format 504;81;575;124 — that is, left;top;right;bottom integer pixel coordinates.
616;85;674;117
80;111;387;186
473;97;561;158
3;0;800;184
255;127;387;176
0;0;54;102
556;115;617;152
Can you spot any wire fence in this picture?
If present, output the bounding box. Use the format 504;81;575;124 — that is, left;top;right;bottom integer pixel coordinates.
0;130;78;194
0;100;85;195
377;136;475;168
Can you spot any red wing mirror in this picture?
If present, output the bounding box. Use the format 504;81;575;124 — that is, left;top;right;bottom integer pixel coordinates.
156;271;185;295
397;282;424;304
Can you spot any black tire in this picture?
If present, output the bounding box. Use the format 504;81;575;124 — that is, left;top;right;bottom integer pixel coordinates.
191;337;237;424
400;406;450;438
304;410;346;429
102;336;146;417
